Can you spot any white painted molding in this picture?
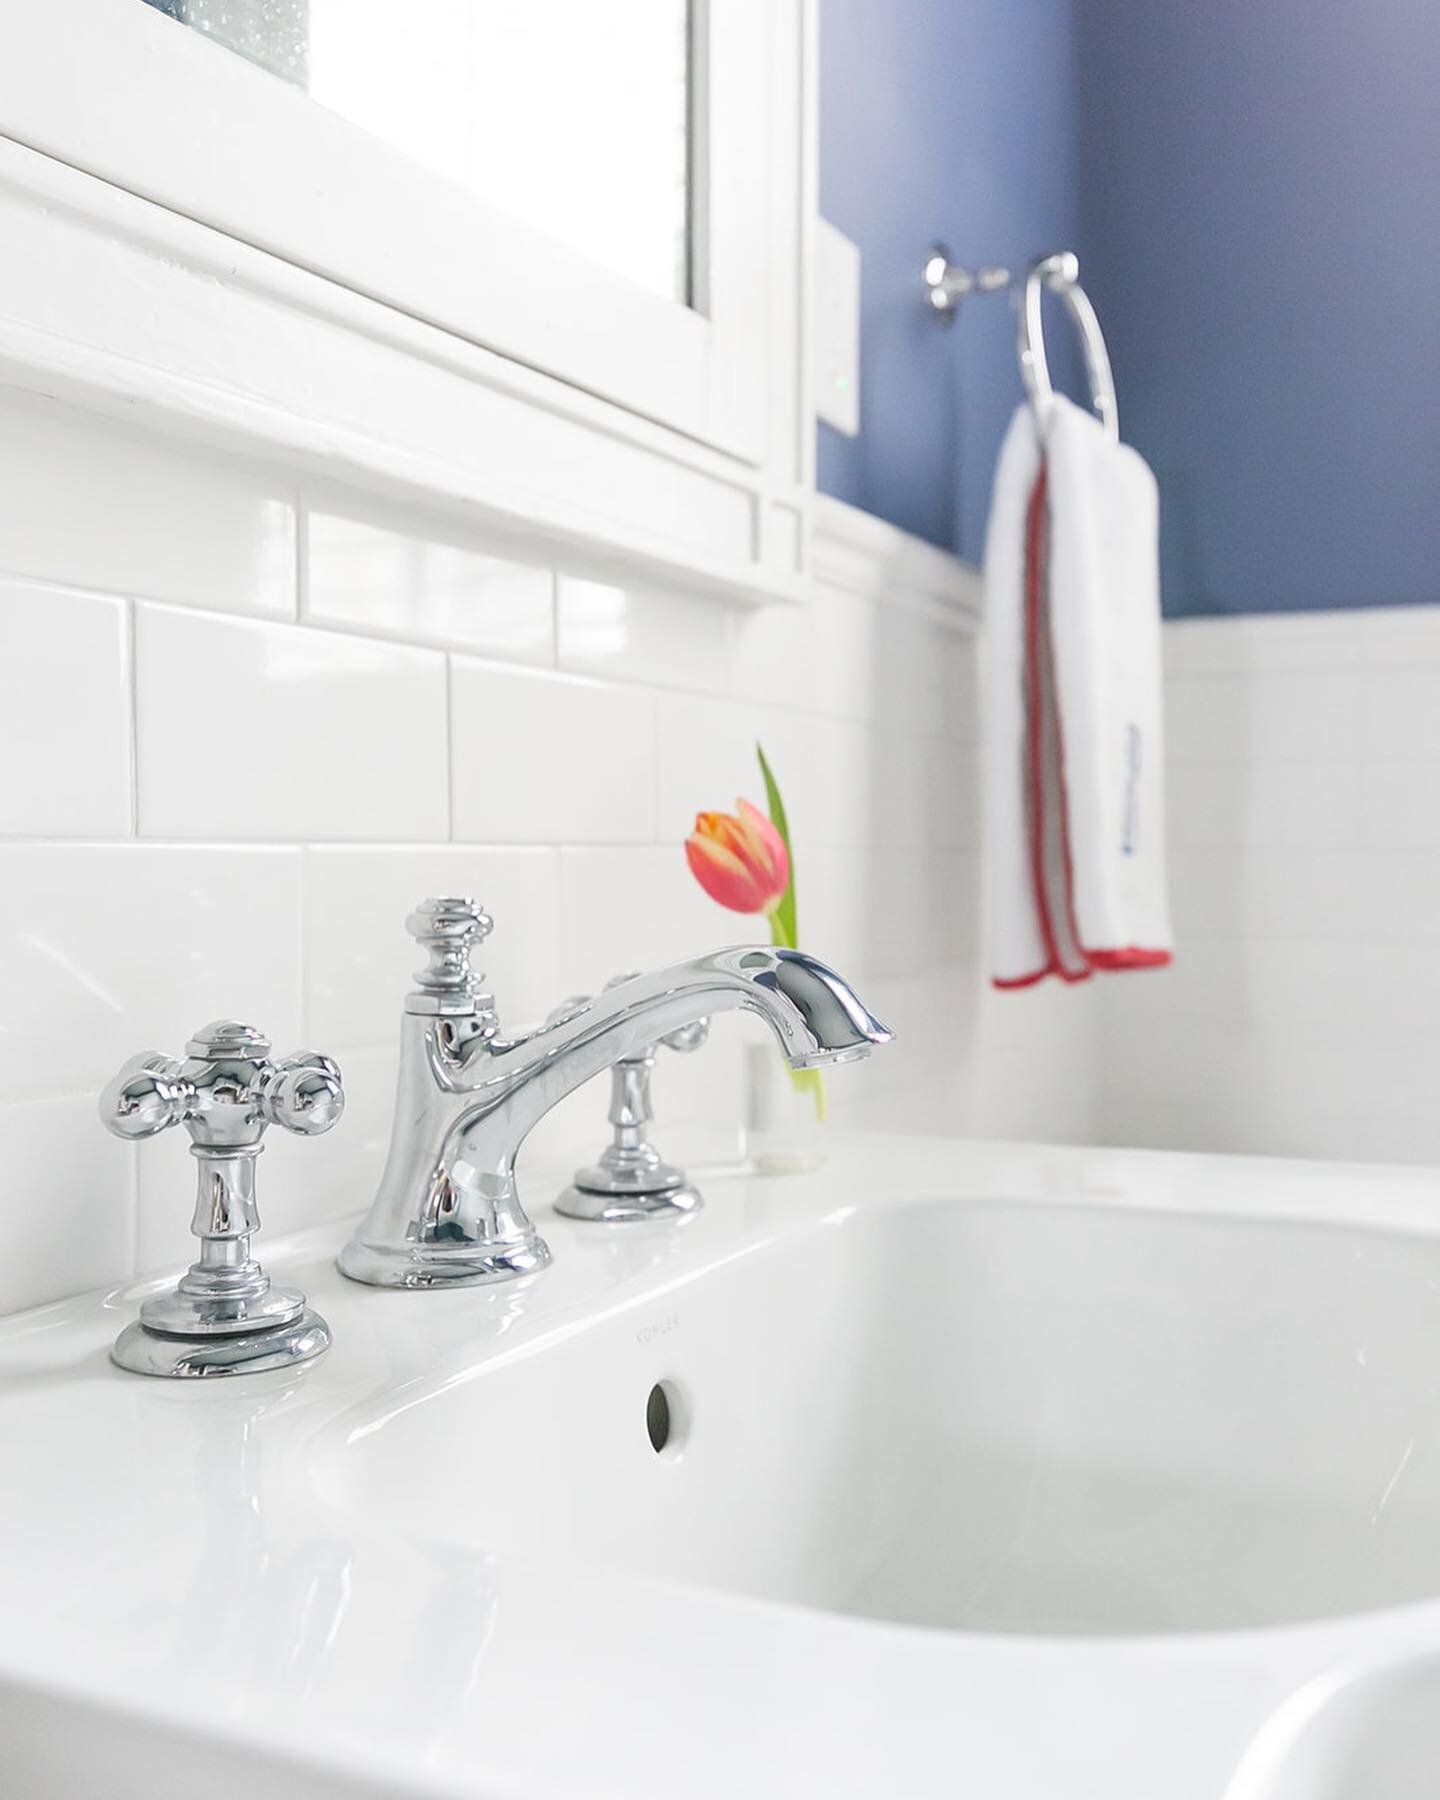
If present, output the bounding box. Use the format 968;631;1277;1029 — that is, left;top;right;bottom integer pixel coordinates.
0;136;810;612
812;494;983;629
0;0;795;468
0;94;971;630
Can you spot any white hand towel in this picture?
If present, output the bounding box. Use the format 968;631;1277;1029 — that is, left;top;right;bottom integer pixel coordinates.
984;395;1173;987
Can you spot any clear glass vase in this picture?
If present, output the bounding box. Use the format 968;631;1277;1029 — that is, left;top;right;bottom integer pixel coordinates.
736;1041;827;1175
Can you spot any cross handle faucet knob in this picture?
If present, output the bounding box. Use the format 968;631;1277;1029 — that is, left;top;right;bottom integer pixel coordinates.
99;1020;342;1378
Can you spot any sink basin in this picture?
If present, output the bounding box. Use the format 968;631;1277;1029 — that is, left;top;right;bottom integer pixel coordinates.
1225;1652;1440;1800
7;1136;1440;1800
316;1197;1440;1639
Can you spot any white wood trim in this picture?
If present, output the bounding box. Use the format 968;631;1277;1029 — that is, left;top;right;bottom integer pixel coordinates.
0;21;976;631
812;494;982;630
0;0;791;467
0;136;811;610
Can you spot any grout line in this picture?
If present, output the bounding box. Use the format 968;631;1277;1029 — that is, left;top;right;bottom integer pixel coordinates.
123;599;140;839
294;497;309;624
0;835;754;852
444;654;456;842
118;594;953;729
126;1142;143;1278
545;568;560;669
297;845;312;1044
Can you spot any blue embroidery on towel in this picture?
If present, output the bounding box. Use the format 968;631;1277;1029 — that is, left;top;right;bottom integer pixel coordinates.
1121;723;1141;855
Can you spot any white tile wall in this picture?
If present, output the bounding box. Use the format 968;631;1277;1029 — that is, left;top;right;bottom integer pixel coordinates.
16;392;1428;1318
135;606;449;841
0;578;131;836
305;496;555;662
1;391;1085;1319
451;662;658;844
1100;607;1440;1165
0;393;294;618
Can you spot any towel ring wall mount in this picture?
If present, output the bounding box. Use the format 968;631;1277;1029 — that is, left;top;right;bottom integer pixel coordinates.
923;245;1119;443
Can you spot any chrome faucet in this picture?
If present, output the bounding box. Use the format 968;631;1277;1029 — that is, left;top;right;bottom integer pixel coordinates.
337;897;892;1289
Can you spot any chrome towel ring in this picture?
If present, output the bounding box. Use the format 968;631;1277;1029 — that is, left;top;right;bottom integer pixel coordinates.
923;244;1119;444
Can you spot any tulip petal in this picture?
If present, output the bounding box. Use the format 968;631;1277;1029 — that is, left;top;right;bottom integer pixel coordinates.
735;798;788;888
685;832;765;913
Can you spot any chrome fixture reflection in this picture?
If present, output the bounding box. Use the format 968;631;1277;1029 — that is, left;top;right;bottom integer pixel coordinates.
555;974;709;1223
101;1021;343;1377
337;898;892;1287
922;244;1119;442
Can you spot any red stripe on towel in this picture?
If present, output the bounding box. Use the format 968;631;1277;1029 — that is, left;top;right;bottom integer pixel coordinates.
995;462;1173;989
1022;465;1091;985
1086;946;1174;970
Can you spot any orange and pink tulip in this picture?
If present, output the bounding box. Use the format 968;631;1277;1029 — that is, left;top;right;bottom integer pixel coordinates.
685;799;791;915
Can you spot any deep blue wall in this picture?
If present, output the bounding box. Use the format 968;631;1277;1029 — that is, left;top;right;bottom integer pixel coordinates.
1075;0;1440;616
817;0;1080;562
821;0;1440;616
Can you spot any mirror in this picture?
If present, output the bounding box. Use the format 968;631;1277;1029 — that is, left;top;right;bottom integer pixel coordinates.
139;0;694;303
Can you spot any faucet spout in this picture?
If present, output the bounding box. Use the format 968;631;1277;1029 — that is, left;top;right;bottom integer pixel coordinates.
336;902;892;1290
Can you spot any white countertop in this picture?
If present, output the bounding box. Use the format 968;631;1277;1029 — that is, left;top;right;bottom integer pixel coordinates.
4;1134;1440;1800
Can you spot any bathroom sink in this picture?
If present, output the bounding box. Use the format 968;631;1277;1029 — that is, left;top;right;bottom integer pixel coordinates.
7;1136;1440;1800
316;1196;1440;1638
1225;1653;1440;1800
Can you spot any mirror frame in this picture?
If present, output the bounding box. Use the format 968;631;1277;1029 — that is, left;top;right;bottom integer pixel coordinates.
0;0;793;468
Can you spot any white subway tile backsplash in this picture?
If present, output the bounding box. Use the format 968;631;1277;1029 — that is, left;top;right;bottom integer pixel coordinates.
1163;674;1254;763
452;662;656;845
0;844;303;1102
0;392;1057;1318
0;1095;136;1314
135;606;448;841
1362;941;1440;1029
1244;847;1370;941
0;578;131;838
939;631;982;744
924;741;981;852
654;693;874;854
1241;937;1372;1027
1357;606;1440;668
0;396;294;617
1107;605;1440;1171
731;587;892;728
1246;669;1364;763
555;847;720;993
304;845;561;1046
1360;762;1440;851
870;610;950;740
305;500;555;663
1162;617;1249;677
1163;847;1249;941
1360;669;1440;761
557;577;731;693
1234;611;1364;671
653;691;768;845
1165;760;1249;850
1242;761;1362;850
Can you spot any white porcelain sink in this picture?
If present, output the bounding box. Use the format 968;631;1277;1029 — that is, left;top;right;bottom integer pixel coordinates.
315;1198;1440;1639
6;1136;1440;1800
1225;1653;1440;1800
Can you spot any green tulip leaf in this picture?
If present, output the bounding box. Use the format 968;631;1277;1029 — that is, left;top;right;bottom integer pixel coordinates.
756;741;797;951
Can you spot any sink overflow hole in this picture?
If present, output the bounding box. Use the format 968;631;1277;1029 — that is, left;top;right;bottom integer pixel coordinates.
647;1381;679;1454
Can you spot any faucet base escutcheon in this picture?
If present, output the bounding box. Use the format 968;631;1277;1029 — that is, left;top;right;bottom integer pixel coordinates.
111;1308;332;1379
335;1234;552;1290
555;1171;702;1225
